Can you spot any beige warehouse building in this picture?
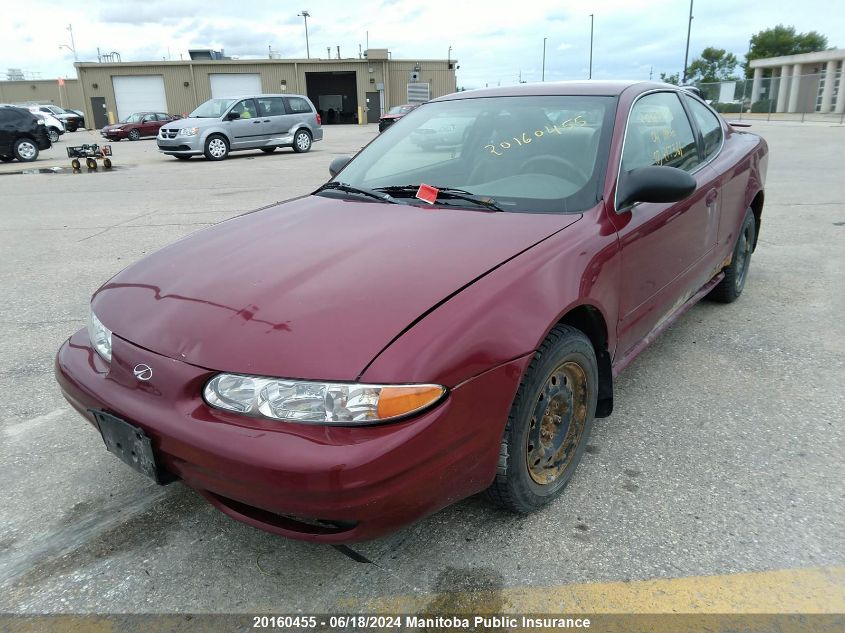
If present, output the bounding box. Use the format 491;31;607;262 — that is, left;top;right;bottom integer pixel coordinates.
2;49;456;129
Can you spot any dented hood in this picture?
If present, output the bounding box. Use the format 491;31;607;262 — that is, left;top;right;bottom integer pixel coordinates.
93;195;579;380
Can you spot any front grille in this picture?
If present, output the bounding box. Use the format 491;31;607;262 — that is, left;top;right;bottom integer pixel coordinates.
160;128;178;139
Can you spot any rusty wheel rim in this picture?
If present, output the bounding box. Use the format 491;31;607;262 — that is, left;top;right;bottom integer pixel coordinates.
526;361;588;485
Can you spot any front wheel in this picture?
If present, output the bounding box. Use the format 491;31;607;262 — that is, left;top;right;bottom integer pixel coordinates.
204;135;229;161
709;208;756;303
486;324;598;513
292;129;312;153
128;128;141;141
47;128;60;143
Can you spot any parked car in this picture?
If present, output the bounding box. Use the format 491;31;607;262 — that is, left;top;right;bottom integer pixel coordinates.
378;103;420;132
156;94;322;160
410;117;471;149
101;112;179;141
66;109;85;128
33;104;83;131
20;106;64;142
0;106;51;162
56;81;767;542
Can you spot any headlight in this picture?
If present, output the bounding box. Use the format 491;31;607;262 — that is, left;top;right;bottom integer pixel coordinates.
204;374;446;425
87;309;112;362
112;126;123;130
36;119;45;125
178;127;199;136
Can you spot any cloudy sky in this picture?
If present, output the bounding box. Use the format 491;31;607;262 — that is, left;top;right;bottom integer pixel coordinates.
3;0;842;88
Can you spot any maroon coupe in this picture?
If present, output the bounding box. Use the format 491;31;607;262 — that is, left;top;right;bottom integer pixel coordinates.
56;81;767;542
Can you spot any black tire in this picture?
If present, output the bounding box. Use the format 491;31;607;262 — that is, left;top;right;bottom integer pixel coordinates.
292;129;312;153
47;128;60;143
174;155;192;160
0;155;14;162
128;128;141;141
486;324;598;513
709;208;756;303
261;147;277;153
204;134;229;161
103;158;112;169
71;159;81;170
13;138;39;162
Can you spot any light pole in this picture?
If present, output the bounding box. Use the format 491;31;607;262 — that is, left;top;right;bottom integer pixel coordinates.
298;11;311;59
447;45;452;68
682;0;693;84
59;24;78;62
588;14;594;79
542;37;547;81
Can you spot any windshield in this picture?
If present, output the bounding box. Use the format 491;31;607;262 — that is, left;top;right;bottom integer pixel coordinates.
389;105;414;115
123;113;143;123
190;98;237;118
335;95;616;213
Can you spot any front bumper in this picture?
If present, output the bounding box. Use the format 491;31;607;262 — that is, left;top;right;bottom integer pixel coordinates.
55;329;527;542
101;129;127;140
156;135;203;155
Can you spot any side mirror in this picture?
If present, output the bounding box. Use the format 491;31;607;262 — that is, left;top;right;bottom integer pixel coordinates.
225;111;241;121
616;166;696;210
329;155;352;178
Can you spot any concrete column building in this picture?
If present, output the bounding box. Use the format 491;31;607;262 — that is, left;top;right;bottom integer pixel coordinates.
750;48;845;114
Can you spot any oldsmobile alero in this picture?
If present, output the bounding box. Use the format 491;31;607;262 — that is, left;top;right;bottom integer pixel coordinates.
55;81;768;542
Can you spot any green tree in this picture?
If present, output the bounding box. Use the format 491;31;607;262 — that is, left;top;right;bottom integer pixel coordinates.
745;25;829;76
686;47;739;83
659;71;679;85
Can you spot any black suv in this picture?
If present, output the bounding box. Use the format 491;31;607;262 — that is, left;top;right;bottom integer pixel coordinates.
0;106;51;162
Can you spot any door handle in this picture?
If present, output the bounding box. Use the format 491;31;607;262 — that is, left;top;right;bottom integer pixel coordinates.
262;119;271;123
252;120;262;124
705;189;718;205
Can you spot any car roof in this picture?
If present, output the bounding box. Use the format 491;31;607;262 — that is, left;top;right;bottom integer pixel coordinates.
434;80;676;101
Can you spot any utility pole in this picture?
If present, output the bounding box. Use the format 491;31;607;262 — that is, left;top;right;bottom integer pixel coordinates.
542;37;547;81
682;0;693;84
298;11;311;59
588;14;594;79
67;24;78;61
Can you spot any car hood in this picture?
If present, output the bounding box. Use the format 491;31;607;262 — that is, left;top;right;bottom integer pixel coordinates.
92;196;579;380
380;113;404;120
102;123;129;131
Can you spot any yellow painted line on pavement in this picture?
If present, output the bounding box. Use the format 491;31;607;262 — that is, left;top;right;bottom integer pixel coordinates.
345;566;845;614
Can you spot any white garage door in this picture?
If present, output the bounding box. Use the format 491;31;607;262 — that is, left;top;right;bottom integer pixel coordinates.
209;74;262;98
112;75;167;121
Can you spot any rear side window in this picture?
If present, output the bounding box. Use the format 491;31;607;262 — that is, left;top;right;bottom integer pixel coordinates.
257;97;286;116
142;114;156;122
685;96;723;160
156;113;170;121
622;91;701;172
285;97;313;114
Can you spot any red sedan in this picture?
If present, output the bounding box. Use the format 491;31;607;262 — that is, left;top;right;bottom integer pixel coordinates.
101;112;179;141
56;81;767;542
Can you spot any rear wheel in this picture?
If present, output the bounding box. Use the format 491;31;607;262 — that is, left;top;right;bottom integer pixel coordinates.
103;158;112;169
86;158;97;170
292;129;312;153
71;159;81;170
128;128;141;141
47;128;60;143
486;324;598;513
204;135;229;161
13;138;39;162
709;208;756;303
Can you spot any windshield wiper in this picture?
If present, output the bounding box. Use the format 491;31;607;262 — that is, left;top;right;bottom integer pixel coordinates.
314;182;398;204
374;185;503;211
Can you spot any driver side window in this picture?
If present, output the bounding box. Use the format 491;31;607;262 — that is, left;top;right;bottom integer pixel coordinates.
623;92;700;172
230;99;258;119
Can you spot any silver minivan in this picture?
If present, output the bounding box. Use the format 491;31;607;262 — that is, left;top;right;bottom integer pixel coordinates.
157;94;323;161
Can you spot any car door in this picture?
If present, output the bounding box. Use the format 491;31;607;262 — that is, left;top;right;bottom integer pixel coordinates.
140;113;158;137
0;108;17;155
226;99;262;148
255;96;286;145
610;90;721;358
283;96;314;136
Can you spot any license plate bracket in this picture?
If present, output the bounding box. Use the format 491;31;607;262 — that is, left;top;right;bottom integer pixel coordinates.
90;410;173;484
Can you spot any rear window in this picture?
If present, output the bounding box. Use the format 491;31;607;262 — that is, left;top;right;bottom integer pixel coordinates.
285;97;312;114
